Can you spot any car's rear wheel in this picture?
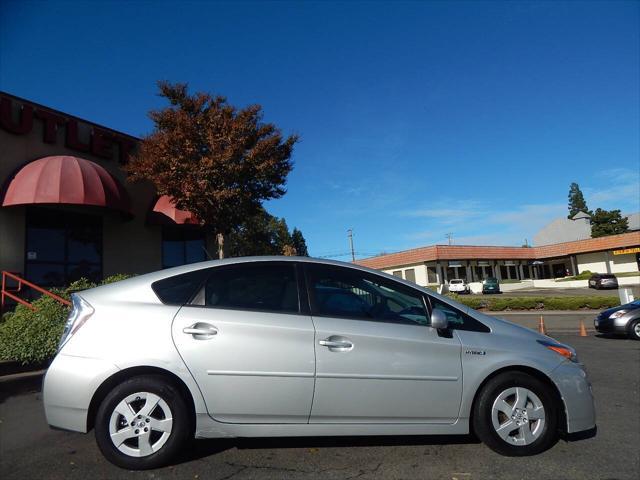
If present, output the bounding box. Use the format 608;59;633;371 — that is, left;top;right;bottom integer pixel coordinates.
95;375;191;469
473;372;558;456
628;319;640;341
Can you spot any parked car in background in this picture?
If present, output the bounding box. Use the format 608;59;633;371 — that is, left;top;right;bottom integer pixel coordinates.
448;278;470;294
43;257;595;469
594;299;640;340
482;277;501;294
588;273;618;290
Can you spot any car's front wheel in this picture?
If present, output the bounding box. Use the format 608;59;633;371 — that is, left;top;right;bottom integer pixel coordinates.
628;319;640;341
95;375;191;469
473;372;558;456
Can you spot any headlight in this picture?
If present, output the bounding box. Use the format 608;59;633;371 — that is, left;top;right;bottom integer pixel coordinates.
537;339;578;363
58;294;94;350
609;310;628;319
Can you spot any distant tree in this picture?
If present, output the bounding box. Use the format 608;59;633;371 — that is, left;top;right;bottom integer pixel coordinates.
567;183;590;218
226;207;276;257
291;228;309;256
590;208;629;238
270;217;293;254
126;81;298;258
282;245;297;256
226;207;304;257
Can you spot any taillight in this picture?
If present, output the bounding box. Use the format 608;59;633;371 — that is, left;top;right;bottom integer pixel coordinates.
58;294;94;350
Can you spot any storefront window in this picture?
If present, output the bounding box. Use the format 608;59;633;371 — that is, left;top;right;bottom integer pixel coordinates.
162;227;206;268
25;207;102;287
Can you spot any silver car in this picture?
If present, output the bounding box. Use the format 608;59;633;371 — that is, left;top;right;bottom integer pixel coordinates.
43;257;596;469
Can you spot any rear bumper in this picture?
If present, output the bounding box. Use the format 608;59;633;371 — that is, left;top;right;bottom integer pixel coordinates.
550;362;596;434
43;354;119;433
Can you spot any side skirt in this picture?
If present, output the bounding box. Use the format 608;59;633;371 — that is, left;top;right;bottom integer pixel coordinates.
194;414;469;438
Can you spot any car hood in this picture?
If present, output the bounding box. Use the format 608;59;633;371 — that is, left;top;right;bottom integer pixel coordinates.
600;300;640;317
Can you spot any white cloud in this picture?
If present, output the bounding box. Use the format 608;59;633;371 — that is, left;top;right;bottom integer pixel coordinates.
584;168;640;211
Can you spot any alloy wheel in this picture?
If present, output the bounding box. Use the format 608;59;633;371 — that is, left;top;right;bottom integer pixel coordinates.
108;391;173;457
491;387;545;446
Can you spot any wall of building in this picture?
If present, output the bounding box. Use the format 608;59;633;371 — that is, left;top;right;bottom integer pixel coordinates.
575;252;609;274
0;95;165;279
382;263;428;286
610;252;639;273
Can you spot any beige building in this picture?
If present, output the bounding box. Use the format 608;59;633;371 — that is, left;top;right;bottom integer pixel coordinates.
0;92;213;287
357;235;640;286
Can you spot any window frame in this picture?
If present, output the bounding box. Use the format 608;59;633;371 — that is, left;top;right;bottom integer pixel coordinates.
182;261;307;316
303;263;430;327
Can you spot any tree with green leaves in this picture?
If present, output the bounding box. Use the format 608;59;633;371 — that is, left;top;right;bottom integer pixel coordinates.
590;208;629;238
126;81;298;258
567;183;590;219
291;228;309;256
226;207;306;257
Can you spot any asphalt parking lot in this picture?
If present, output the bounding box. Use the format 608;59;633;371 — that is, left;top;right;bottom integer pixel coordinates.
1;319;639;480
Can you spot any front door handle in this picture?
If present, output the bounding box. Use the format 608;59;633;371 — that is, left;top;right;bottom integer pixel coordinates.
319;336;353;351
183;323;218;339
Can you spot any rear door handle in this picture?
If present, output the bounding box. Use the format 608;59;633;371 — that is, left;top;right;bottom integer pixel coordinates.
183;323;218;338
319;336;353;351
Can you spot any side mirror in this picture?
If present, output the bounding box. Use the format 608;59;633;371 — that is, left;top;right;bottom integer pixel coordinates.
430;309;449;330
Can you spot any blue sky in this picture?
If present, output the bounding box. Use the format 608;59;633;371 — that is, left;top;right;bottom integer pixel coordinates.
1;0;638;258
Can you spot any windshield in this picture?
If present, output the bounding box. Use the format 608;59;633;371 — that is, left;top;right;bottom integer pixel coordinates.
450;280;462;284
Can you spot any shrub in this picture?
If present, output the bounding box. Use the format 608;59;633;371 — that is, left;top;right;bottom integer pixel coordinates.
0;294;70;365
453;294;620;311
0;274;135;365
556;270;593;282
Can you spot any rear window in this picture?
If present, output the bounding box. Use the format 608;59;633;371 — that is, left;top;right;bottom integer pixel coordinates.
152;268;210;305
450;280;462;284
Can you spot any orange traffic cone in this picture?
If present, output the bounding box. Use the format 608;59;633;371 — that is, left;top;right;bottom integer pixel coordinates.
538;315;547;335
579;319;588;337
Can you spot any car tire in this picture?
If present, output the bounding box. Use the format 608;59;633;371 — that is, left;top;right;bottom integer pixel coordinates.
628;319;640;341
472;372;558;456
95;375;192;470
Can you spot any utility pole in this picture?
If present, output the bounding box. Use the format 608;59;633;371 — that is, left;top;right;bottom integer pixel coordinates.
446;232;454;245
347;229;355;262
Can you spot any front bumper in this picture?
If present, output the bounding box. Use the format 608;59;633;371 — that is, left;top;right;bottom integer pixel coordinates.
550;361;596;434
594;316;628;335
43;354;119;433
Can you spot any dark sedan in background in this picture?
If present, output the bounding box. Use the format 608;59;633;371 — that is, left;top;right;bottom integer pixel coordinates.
588;273;619;290
482;277;501;294
594;300;640;340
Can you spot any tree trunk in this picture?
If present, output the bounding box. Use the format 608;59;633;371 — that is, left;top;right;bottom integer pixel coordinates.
216;233;225;259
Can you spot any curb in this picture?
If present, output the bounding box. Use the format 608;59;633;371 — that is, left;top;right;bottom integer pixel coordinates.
0;369;45;402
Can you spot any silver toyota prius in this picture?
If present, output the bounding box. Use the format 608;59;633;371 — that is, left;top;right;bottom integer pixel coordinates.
43;257;596;469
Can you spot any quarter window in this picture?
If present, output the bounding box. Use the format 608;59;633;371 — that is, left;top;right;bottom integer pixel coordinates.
152;268;211;305
307;265;428;325
200;263;299;313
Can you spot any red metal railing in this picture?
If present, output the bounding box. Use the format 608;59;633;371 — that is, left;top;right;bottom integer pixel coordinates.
1;271;71;313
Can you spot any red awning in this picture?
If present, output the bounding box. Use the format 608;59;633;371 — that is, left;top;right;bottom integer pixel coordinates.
1;156;131;214
150;195;199;225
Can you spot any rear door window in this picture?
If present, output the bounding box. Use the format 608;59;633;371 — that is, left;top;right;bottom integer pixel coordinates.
195;263;300;314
